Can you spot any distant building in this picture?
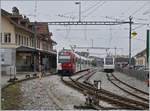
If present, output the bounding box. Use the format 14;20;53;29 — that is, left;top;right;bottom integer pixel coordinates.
115;55;129;58
1;7;57;74
115;56;135;67
135;49;146;66
88;56;100;66
75;51;89;57
95;58;104;67
115;57;129;67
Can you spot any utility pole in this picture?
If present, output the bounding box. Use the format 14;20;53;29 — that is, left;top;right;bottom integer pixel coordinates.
114;47;117;58
33;1;37;73
75;1;81;22
146;30;149;67
129;16;132;66
91;39;93;48
106;49;108;56
33;21;37;72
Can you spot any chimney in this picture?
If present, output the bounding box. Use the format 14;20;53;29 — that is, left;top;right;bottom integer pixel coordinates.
12;7;19;15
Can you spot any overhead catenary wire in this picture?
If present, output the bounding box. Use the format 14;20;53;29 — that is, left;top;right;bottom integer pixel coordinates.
132;17;148;21
65;25;71;39
65;11;73;39
130;1;149;16
81;1;102;14
115;36;146;43
36;2;148;57
57;1;103;21
37;2;148;50
143;10;150;15
132;24;146;31
84;25;87;40
62;1;101;18
103;16;126;22
55;28;126;31
118;2;148;20
83;1;106;19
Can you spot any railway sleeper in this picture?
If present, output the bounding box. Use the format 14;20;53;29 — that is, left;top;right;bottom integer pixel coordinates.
76;79;148;108
111;73;149;95
70;80;146;109
97;94;144;110
75;81;148;109
110;79;149;102
100;89;149;108
107;74;149;102
63;72;148;110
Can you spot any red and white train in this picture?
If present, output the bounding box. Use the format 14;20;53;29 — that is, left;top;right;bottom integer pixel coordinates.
57;49;92;76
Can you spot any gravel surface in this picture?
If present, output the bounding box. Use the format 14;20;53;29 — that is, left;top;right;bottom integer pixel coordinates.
89;70;149;102
4;69;148;110
1;74;26;88
20;75;85;110
114;71;149;92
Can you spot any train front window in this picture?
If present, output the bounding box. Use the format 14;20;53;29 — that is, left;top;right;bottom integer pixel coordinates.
105;58;113;65
59;56;70;63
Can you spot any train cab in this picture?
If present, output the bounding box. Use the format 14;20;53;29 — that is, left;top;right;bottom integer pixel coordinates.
103;57;115;73
57;50;76;75
57;49;92;76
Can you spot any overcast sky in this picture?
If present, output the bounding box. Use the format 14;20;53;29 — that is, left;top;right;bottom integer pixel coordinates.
1;0;150;57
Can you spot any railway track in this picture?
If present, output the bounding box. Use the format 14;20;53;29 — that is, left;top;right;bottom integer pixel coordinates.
106;73;149;103
61;70;149;110
75;69;97;82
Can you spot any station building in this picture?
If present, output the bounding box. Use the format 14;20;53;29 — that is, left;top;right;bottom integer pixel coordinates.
135;48;147;66
1;7;57;74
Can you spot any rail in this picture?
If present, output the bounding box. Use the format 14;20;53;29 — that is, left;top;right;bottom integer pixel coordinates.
61;70;149;110
106;73;149;103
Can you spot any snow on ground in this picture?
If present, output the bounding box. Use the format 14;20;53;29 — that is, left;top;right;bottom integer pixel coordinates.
20;75;85;110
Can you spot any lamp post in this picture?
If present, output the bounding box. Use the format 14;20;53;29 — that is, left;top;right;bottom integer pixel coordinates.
75;1;81;22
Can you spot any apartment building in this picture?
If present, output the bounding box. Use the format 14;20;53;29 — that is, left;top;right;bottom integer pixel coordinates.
1;7;57;74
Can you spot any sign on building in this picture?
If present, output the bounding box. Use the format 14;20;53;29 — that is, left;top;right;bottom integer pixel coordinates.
0;48;16;65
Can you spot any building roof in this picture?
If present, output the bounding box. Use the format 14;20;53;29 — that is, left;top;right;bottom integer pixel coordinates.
135;48;146;58
1;8;34;34
36;22;49;34
2;8;57;45
1;9;12;16
16;46;57;55
34;22;57;45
